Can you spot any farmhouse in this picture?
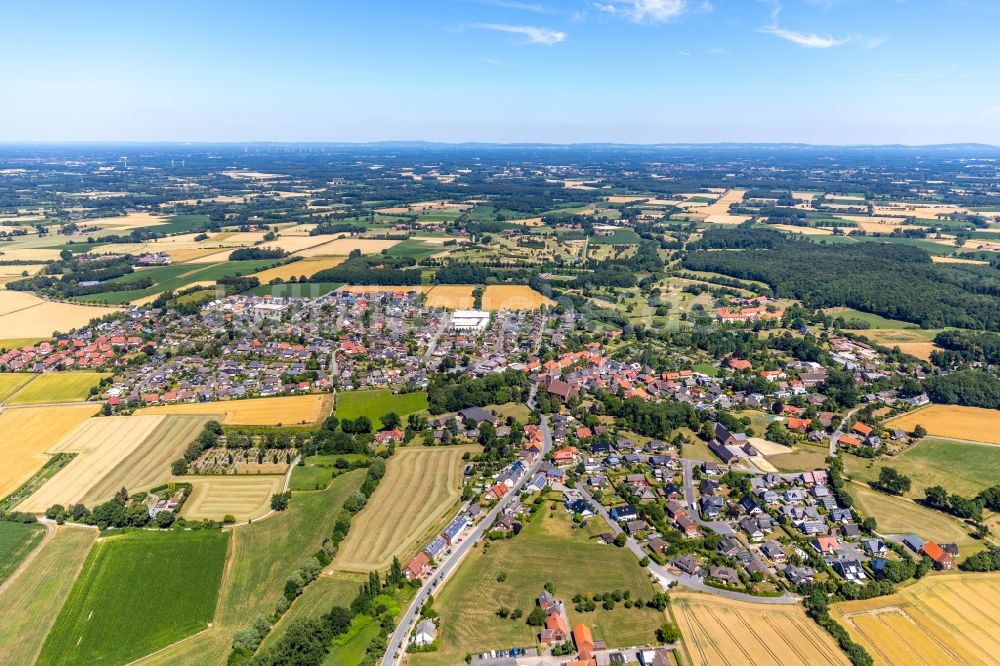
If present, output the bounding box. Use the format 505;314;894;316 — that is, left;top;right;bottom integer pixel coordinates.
404;552;430;580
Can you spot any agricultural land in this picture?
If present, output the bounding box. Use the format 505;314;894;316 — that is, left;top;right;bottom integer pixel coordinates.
39;529;229;666
832;574;1000;666
336;445;475;572
135;394;331;425
672;592;849;666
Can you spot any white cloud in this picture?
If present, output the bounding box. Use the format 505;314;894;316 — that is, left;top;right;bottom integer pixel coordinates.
474;23;567;45
595;0;690;23
759;24;851;47
758;8;851;48
471;0;552;13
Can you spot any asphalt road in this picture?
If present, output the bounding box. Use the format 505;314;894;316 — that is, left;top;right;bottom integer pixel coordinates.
381;387;552;665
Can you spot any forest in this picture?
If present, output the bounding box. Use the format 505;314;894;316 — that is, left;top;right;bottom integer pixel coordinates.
684;228;1000;331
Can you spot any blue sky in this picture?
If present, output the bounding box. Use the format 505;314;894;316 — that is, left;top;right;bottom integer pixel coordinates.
1;0;998;144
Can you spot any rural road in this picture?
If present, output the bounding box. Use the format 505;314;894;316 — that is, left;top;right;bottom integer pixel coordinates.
381;387;551;666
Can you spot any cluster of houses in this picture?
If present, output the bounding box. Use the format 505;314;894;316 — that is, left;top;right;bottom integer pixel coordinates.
0;290;555;409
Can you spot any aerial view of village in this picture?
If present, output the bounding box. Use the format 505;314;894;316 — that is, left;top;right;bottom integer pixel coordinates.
2;2;999;666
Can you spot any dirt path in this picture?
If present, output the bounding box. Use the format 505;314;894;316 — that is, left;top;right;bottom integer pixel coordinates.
0;519;59;595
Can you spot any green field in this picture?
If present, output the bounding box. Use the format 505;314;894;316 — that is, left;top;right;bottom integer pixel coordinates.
0;527;97;665
590;228;643;245
39;530;229;666
0;521;45;583
5;371;108;405
289;454;367;491
0;337;45;351
844;438;1000;499
769;444;832;473
386;239;441;260
826;307;921;329
261;573;363;647
157;214;211;235
76;259;284;304
411;497;664;666
846;482;981;556
136;469;365;665
0;372;36;403
335;389;428;429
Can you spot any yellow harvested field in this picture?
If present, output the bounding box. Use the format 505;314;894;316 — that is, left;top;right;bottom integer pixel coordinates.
85;212;167;230
892;342;936;360
179;475;285;522
425;285;475;309
746;437;793;456
19;415;165;511
222;170;284;179
673;592;848;666
252;257;346;282
376;200;469;214
336;446;476;572
78;415;213;506
885;404;1000;444
257;235;340;253
931;255;987;265
295;237;400;256
831;573;1000;666
0;403;100;497
0;290;46;316
701;189;746;216
481;285;554;311
135;394;332;425
0;263;45;278
0;293;116;338
770;224;832;235
705;213;752;224
164;247;229;263
338;285;430;294
0;248;62;262
606;195;650;203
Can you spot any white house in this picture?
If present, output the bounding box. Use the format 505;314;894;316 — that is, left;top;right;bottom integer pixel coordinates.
413;619;437;646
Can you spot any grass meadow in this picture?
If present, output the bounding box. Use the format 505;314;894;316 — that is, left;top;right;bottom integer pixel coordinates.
5;371;108;405
0;527;97;665
39;530;229;665
136;470;365;665
411;495;664;666
0;521;45;584
844;437;1000;500
335;389;428;429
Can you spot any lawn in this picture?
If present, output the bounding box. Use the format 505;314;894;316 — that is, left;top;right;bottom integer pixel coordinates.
411;498;665;666
843;438;1000;500
335;389;428;429
824;307;920;329
485;401;534;423
0;527;97;665
39;529;230;666
0;521;45;584
137;469;365;665
5;371;108;405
